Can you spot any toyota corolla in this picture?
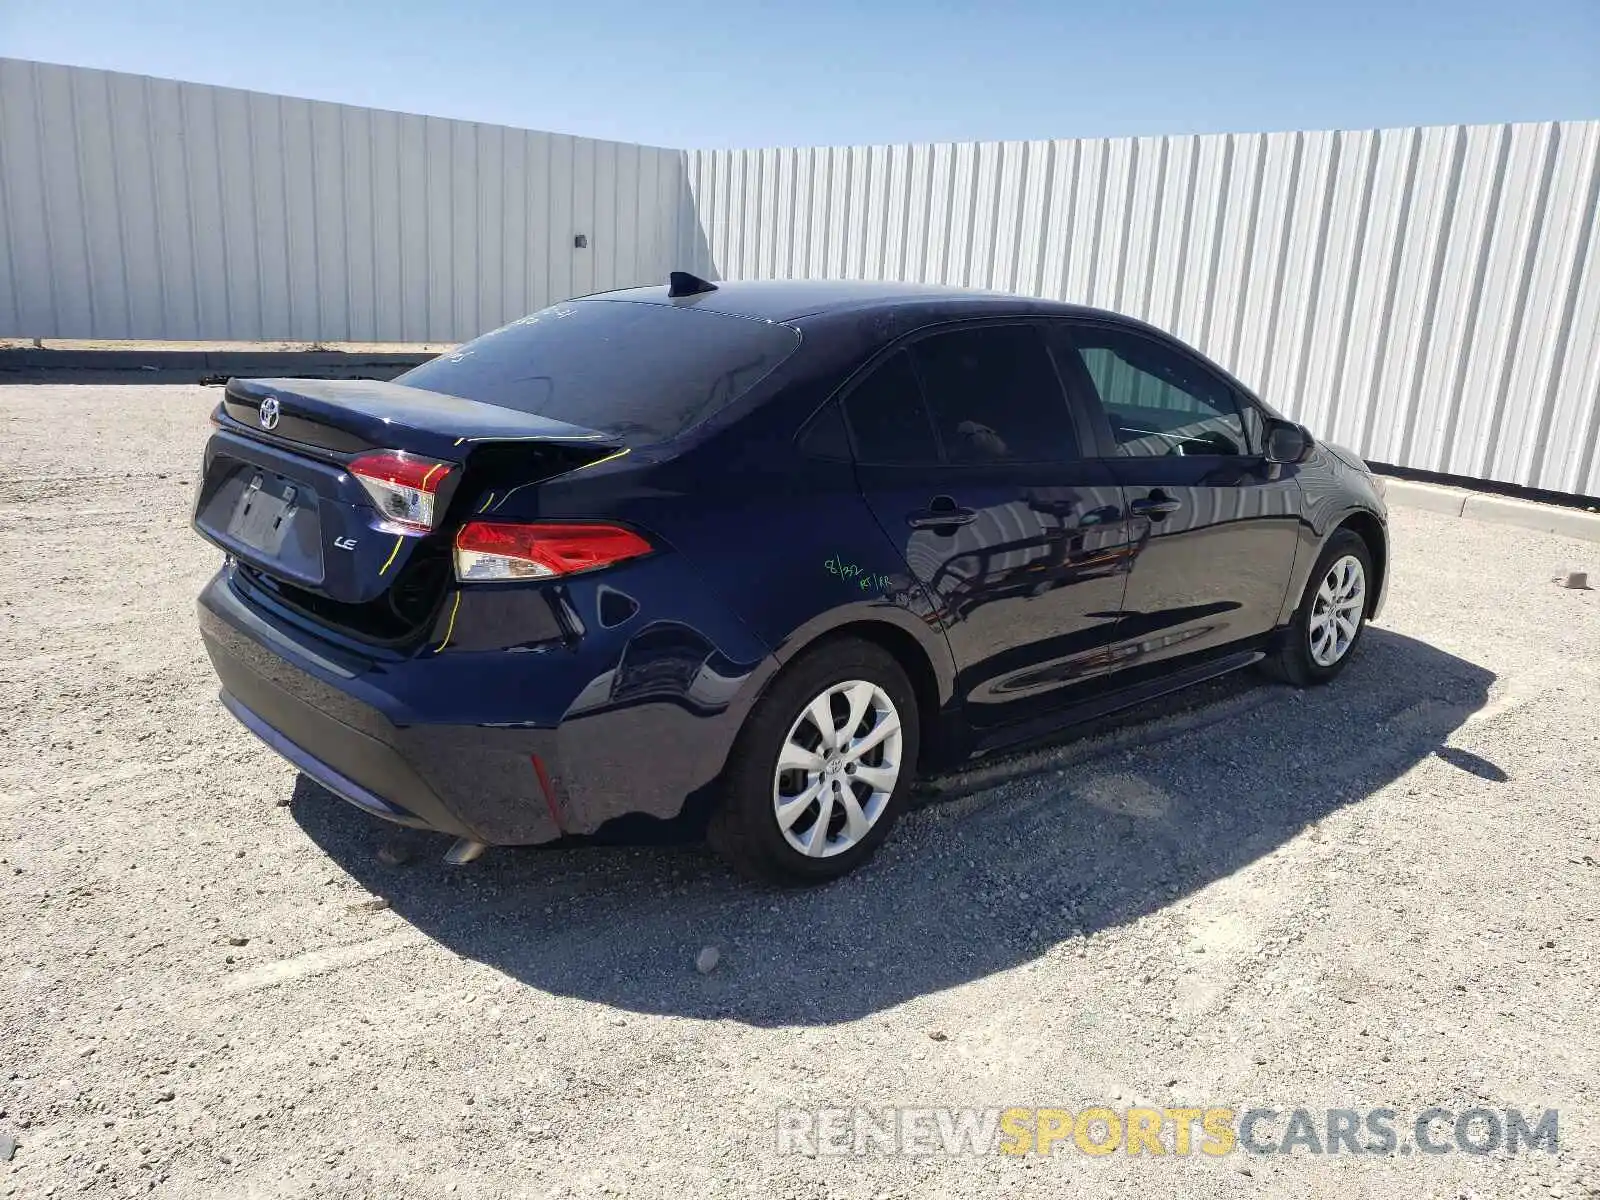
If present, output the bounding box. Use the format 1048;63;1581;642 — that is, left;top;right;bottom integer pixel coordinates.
193;275;1388;883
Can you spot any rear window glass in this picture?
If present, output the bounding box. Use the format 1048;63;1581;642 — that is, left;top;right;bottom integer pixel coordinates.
396;301;801;444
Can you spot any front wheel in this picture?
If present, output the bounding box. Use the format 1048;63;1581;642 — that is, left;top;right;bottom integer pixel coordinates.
709;639;919;885
1262;529;1373;687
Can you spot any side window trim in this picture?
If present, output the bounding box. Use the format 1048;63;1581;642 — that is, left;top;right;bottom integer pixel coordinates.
1232;388;1267;457
837;347;944;467
1045;322;1122;460
899;339;959;466
795;400;854;462
1053;319;1261;460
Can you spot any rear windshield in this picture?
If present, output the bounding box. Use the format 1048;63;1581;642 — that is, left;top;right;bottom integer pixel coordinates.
396;300;801;444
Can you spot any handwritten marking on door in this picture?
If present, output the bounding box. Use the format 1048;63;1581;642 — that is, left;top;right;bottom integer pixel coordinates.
826;555;892;592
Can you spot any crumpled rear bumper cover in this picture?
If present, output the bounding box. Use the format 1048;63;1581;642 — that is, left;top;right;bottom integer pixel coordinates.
197;565;770;845
200;582;565;845
219;691;438;831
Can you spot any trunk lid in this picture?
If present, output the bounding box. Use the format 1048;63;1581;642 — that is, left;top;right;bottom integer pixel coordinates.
219;376;615;461
193;378;619;637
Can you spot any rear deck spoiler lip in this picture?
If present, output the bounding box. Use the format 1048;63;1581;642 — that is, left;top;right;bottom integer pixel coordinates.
224;376;615;450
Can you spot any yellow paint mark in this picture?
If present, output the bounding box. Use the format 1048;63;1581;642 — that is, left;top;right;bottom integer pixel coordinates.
436;592;462;652
420;462;446;490
492;447;632;512
454;437;466;446
575;446;631;472
477;492;496;513
377;534;405;576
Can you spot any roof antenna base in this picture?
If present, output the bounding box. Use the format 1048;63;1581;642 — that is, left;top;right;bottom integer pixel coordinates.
668;270;718;298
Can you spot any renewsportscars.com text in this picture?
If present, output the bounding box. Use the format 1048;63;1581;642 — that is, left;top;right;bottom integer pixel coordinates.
776;1105;1559;1158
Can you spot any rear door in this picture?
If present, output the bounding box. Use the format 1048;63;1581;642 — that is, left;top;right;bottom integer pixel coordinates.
845;322;1131;730
1049;320;1301;669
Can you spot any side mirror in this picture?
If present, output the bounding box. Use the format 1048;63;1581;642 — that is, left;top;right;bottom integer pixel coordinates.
1264;420;1313;465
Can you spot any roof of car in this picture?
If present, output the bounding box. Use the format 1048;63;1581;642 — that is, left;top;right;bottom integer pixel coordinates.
590;277;1104;323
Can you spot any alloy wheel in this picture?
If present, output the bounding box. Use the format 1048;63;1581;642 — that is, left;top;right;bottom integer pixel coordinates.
772;680;903;858
1308;554;1366;667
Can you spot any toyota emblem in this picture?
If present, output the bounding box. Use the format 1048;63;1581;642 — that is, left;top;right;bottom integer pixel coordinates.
258;396;281;431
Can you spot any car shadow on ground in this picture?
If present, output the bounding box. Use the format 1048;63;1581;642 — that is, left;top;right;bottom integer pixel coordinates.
290;626;1494;1026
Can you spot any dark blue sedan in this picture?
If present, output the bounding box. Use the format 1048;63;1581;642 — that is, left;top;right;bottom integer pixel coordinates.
193;275;1389;883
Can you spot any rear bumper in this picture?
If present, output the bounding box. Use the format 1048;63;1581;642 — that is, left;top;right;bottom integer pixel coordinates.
197;565;774;844
200;584;555;842
220;691;437;831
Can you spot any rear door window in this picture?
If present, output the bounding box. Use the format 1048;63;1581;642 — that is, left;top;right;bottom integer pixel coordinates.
907;324;1080;464
396;301;801;445
842;351;941;465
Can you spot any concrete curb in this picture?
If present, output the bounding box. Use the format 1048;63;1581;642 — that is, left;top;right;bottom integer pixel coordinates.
1380;477;1600;544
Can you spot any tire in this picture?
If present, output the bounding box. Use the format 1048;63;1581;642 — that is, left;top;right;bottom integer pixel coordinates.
708;638;920;885
1262;528;1374;687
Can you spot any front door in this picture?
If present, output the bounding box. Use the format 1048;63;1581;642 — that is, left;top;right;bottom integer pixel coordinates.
1050;321;1301;671
844;322;1132;729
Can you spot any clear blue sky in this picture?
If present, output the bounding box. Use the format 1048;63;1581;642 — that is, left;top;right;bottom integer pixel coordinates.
4;0;1596;148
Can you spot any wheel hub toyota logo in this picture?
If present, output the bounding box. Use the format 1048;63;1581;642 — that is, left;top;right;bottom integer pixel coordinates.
258;396;281;430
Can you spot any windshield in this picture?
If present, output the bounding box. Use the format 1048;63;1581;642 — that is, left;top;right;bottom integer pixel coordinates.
396;300;801;445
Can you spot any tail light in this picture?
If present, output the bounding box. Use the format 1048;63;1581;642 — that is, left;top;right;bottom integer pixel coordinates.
349;452;454;531
454;521;652;582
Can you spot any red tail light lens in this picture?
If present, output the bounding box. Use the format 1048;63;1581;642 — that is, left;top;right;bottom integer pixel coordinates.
454;522;653;582
349;452;454;531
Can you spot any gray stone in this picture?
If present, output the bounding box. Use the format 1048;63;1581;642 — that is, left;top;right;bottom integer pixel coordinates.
377;841;412;866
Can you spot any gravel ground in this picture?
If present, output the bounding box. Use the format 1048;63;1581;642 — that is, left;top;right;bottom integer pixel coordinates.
2;382;1597;1200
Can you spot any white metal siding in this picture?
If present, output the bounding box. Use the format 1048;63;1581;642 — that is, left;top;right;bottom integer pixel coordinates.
0;58;705;343
687;124;1600;495
2;58;1596;495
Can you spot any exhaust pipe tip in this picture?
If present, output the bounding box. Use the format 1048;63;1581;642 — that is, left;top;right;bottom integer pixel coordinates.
443;838;489;866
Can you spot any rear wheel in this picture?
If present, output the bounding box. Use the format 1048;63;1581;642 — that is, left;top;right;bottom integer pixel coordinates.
709;639;919;885
1262;528;1373;687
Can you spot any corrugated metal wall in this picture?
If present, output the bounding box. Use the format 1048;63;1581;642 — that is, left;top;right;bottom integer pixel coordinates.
2;57;1596;494
0;58;707;343
687;125;1600;496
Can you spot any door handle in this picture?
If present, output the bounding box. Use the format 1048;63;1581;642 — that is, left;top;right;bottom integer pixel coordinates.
1128;489;1182;519
907;496;978;530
